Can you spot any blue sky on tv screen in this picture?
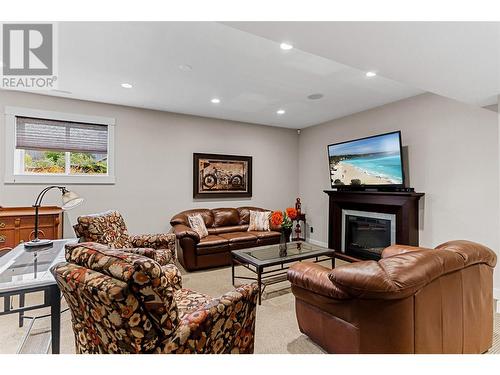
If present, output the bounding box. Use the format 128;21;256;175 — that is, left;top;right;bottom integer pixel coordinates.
329;132;401;156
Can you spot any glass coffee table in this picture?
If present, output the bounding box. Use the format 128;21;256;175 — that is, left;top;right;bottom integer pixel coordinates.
231;241;334;305
0;238;76;353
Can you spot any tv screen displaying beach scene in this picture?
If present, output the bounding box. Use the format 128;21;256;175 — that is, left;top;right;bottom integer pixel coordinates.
328;131;404;187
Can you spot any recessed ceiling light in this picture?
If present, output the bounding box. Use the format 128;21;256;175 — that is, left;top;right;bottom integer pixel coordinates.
365;71;377;78
276;109;286;115
280;42;293;50
179;64;192;71
121;83;133;89
307;93;324;100
211;98;221;104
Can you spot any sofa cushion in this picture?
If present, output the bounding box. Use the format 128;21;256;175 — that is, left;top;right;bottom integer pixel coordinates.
247;230;281;240
212;208;240;227
237;207;268;225
170;209;215;228
197;234;229;248
188;213;209;238
219;232;258;243
248;210;271;231
208;225;249;235
74;210;133;248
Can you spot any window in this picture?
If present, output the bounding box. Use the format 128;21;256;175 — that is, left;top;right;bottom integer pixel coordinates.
4;107;115;184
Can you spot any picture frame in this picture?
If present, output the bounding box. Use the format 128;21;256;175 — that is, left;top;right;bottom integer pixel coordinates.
193;153;252;199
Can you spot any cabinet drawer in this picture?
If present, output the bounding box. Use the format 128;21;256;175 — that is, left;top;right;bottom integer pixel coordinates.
0;217;16;228
19;215;56;227
19;227;55;242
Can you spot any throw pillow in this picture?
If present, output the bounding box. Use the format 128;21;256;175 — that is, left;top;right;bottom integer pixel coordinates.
248;210;271;231
188;214;209;238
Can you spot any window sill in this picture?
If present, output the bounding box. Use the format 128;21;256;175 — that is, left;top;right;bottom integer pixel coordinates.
4;174;116;185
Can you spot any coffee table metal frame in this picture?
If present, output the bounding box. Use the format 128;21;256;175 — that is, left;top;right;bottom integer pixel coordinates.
231;242;334;305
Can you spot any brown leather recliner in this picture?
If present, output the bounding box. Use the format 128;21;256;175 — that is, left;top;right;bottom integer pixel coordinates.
170;207;280;271
287;240;497;354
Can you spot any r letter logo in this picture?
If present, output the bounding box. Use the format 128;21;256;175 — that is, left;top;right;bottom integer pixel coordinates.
1;23;58;89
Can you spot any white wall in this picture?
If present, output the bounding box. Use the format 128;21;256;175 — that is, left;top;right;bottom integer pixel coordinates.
0;90;299;236
298;93;500;294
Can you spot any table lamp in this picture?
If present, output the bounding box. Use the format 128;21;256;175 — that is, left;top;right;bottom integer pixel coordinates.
24;186;84;248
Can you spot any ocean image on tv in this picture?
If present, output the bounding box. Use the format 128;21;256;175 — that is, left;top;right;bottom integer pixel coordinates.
328;132;403;186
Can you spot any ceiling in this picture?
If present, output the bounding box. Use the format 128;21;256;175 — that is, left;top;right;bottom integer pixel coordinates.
225;22;500;107
6;22;499;129
10;21;423;129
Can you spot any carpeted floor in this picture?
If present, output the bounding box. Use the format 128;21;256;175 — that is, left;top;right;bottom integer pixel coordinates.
0;259;499;354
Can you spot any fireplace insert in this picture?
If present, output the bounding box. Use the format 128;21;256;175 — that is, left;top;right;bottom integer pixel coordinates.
342;210;396;260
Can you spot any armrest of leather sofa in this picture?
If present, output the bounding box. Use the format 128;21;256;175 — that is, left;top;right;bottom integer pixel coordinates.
381;244;432;259
172;224;200;244
287;263;350;300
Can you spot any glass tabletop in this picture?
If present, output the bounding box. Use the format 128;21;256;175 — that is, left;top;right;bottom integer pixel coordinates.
0;239;77;293
232;241;333;266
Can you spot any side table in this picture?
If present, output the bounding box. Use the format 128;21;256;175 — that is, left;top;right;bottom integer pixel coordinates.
292;213;306;241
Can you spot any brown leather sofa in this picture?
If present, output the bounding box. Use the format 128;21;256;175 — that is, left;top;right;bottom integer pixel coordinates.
288;240;497;354
170;207;280;271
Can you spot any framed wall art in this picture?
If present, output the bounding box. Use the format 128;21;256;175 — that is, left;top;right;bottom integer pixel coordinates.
193;153;252;199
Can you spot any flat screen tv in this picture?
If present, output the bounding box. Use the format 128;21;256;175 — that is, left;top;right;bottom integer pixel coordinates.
328;131;405;188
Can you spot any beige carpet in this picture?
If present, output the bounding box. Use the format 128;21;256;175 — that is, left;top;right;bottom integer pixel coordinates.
0;260;499;354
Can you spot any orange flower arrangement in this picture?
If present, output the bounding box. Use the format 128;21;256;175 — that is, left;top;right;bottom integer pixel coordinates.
270;211;284;226
286;207;298;220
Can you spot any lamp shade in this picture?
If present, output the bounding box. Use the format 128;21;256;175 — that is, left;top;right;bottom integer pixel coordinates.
61;190;84;210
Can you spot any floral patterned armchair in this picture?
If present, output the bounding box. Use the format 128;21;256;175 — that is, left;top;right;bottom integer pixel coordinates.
51;242;258;354
73;210;176;265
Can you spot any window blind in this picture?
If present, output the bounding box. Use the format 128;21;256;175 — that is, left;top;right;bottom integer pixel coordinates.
15;116;108;154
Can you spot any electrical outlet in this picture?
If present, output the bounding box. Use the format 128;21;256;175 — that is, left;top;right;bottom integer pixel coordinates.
310;226;314;233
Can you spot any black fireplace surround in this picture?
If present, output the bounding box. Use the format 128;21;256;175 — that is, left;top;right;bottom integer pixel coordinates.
324;190;424;261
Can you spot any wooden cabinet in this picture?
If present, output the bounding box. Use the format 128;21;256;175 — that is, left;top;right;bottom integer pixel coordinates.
0;206;63;256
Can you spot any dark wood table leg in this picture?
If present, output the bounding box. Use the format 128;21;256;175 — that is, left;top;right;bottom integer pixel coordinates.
331;256;336;269
49;285;61;354
18;292;25;327
257;267;262;305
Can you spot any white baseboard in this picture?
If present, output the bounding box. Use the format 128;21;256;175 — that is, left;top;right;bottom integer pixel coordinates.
308;238;329;248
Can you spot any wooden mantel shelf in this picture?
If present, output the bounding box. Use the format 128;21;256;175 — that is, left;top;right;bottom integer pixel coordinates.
324;190;424;198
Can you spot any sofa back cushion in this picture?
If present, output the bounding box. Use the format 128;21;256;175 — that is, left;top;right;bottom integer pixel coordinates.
170;207;274;229
73;210;133;248
237;207;268;225
328;240;497;300
212;208;239;227
170;209;215;228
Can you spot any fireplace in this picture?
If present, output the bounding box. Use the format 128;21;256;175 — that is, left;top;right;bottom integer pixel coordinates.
324;190;424;263
341;209;396;260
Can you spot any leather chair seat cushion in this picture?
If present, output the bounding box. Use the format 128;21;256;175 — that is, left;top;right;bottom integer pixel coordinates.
219;232;258;243
247;230;281;239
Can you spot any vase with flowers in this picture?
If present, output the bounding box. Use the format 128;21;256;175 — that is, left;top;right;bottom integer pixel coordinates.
271;207;298;256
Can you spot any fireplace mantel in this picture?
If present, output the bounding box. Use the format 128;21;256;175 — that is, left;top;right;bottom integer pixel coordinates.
324;190;424;254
